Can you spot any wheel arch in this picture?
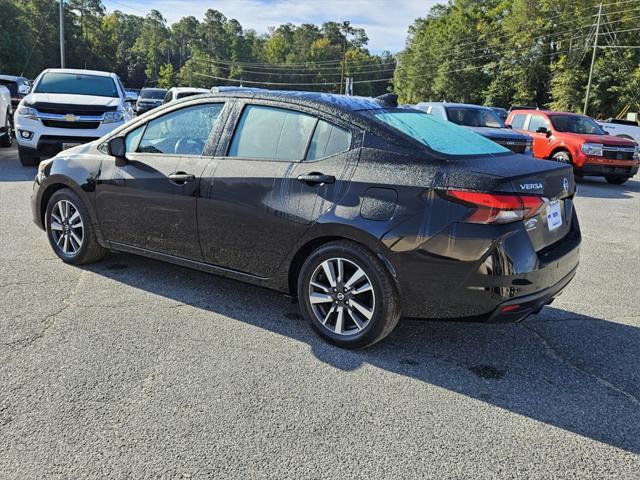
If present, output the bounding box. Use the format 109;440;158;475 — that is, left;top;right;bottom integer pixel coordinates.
38;177;105;246
549;146;572;160
285;224;397;297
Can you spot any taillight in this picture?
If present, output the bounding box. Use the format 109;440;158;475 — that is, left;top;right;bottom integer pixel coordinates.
442;190;545;224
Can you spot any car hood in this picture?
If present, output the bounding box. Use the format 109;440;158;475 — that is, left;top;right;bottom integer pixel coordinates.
557;132;637;146
465;126;531;141
23;93;120;108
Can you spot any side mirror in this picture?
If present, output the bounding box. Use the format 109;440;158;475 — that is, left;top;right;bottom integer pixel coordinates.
603;130;610;135
108;136;127;162
536;126;548;134
125;92;138;103
506;124;513;129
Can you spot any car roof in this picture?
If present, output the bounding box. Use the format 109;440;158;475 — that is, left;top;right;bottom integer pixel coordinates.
0;74;28;82
510;109;583;117
417;102;494;111
141;87;167;92
203;89;387;115
41;68;115;78
170;87;209;93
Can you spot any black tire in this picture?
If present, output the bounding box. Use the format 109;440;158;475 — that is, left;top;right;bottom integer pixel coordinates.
45;188;106;265
551;150;572;165
0;111;12;147
297;240;401;349
605;175;630;185
18;146;39;166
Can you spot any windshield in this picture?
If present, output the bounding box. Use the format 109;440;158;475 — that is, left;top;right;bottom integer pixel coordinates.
446;107;504;128
549;115;606;135
35;72;118;98
140;89;167;99
372;110;509;156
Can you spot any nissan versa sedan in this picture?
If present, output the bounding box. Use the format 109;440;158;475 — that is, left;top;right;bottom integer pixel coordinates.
31;91;581;348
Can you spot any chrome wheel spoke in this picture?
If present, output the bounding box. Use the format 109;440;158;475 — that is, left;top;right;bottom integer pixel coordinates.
351;282;372;296
346;307;365;331
63;234;70;253
310;281;331;293
334;307;344;334
337;258;344;284
56;233;64;246
69;210;82;227
344;267;365;289
70;231;82;250
322;306;335;325
350;298;373;321
310;292;333;304
50;221;63;231
51;212;62;224
321;260;338;288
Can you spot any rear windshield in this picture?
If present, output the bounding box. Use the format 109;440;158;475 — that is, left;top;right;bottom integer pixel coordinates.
0;80;17;96
549;115;606;135
372;110;509;156
140;89;167;99
35;72;118;98
446;107;504;128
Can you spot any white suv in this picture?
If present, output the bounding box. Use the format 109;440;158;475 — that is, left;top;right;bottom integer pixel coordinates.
14;68;134;166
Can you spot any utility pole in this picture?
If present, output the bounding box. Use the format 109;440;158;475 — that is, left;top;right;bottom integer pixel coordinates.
59;0;65;68
584;2;602;115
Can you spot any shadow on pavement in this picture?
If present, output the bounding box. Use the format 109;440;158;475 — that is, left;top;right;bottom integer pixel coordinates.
575;176;639;199
85;252;640;454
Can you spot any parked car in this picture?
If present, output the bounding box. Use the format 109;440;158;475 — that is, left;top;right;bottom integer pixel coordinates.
0;74;31;110
506;109;639;185
598;117;640;145
14;68;134;166
31;91;581;348
135;88;167;114
490;107;508;121
163;87;209;103
0;85;13;147
415;102;533;155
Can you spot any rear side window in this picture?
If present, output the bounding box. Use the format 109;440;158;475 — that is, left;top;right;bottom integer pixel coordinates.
372;110;509;156
306;120;351;160
137;103;223;155
229;105;316;160
510;114;527;129
527;115;549;132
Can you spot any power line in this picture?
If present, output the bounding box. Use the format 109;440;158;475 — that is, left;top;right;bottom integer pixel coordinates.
192;72;392;87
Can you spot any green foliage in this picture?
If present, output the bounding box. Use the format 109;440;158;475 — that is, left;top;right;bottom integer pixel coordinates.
394;0;640;117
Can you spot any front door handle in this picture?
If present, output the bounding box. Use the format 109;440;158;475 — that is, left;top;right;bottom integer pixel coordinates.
168;172;195;185
297;172;336;186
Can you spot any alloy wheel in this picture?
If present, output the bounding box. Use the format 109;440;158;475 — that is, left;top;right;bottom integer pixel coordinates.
308;257;376;336
50;200;84;255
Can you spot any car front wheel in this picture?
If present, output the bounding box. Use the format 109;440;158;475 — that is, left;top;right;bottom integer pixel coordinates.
551;150;572;165
297;240;401;349
45;188;106;264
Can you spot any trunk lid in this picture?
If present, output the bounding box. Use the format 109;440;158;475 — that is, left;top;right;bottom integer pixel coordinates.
452;154;576;251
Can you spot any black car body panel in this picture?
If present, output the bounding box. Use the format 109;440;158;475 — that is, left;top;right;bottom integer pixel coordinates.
32;90;581;323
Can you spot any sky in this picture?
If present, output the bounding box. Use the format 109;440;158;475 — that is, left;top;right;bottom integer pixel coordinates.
102;0;441;53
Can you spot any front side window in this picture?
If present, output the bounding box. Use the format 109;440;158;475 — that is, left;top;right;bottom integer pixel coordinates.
229;105;317;161
527;115;550;132
371;110;509;156
509;114;527;129
549;115;606;135
445;107;503;128
306;120;351;160
137;103;224;155
35;72;118;98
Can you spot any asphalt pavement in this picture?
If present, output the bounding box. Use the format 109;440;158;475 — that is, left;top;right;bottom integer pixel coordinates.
1;144;639;479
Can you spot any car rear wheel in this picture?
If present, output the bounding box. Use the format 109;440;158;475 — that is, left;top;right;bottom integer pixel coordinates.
18;146;39;166
297;240;401;349
0;111;12;147
45;188;106;264
551;150;572;165
605;175;630;185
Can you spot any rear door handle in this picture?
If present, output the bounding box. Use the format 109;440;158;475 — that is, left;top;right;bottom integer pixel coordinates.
168;172;195;185
297;172;336;186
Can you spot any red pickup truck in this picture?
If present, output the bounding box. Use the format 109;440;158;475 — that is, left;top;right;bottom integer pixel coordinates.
506;109;639;185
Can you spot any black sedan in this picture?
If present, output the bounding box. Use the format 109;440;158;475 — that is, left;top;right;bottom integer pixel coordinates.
31;91;581;348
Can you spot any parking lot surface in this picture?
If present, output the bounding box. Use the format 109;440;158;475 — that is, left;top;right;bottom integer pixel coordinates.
1;144;639;478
